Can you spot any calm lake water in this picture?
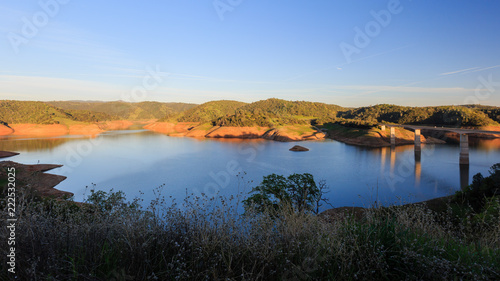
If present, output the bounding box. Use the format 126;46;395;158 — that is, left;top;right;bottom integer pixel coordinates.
1;130;500;212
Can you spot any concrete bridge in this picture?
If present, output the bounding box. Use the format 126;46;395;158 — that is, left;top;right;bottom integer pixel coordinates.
379;124;500;165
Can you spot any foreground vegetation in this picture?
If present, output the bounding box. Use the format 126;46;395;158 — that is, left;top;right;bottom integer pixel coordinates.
1;165;499;280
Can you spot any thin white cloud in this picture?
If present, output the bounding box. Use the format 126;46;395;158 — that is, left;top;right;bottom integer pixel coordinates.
440;67;480;76
440;64;500;76
463;64;500;74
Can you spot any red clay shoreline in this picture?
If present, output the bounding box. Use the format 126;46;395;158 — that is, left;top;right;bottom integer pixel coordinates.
0;120;134;138
2;120;498;147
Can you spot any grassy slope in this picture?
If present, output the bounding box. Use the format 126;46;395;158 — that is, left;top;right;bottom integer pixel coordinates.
0;100;117;125
47;101;197;120
214;98;344;127
175;100;247;123
339;104;499;127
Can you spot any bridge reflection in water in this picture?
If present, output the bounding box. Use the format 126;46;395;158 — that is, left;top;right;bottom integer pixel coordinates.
381;124;500;167
380;145;470;191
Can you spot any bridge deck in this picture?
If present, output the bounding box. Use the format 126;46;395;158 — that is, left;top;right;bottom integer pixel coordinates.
380;124;500;135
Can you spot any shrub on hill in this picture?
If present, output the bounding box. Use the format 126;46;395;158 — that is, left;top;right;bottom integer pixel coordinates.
175;100;247;123
214;98;342;127
47;101;197;120
339;104;497;127
0;100;118;124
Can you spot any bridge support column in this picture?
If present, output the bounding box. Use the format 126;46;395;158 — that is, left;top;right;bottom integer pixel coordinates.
460;163;469;190
459;134;469;165
381;125;386;131
414;129;421;153
390;127;396;146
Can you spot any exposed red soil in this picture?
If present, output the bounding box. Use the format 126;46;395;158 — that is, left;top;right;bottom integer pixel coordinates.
68;124;104;136
0;120;134;137
206;126;270;139
145;122;327;142
10;124;69;137
262;128;326;142
0;124;14;135
143;122;199;135
102;120;135;130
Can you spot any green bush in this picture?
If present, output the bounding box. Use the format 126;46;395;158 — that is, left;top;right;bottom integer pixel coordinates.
243;173;329;214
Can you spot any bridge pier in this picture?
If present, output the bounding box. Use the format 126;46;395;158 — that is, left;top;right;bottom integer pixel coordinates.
381;125;386;131
459;134;469;165
414;129;421;153
390;127;396;146
460;163;469;190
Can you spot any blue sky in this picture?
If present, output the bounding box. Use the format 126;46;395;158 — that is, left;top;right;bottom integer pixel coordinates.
1;0;499;107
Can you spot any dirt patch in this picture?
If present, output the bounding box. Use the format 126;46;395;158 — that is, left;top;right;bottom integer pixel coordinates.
2;121;135;137
0;124;14;136
0;160;71;198
0;151;19;158
144;122;200;135
10;124;69;137
206;126;269;139
263;128;326;142
69;124;104;136
328;129;390;147
101;120;134;130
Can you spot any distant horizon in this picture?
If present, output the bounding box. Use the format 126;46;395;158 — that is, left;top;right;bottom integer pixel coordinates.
3;97;499;109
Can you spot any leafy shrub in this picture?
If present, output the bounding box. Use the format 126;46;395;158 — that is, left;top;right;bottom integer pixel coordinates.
243;173;329;214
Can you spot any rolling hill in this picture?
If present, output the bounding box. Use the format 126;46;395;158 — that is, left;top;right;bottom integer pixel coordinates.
47;101;197;120
0;100;118;125
338;104;499;127
171;100;248;123
214;98;344;127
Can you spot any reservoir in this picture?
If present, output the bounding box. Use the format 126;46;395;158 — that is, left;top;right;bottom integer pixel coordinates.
1;129;499;212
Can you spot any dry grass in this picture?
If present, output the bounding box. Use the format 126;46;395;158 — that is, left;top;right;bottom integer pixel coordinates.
0;185;499;280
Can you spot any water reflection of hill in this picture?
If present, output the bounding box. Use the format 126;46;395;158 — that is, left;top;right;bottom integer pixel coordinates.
469;138;500;151
0;136;88;152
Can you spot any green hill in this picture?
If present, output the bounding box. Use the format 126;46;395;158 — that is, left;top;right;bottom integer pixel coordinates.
463;105;500;123
214;98;344;127
338;104;498;127
47;101;197;120
3;100;499;128
0;100;117;125
173;100;247;123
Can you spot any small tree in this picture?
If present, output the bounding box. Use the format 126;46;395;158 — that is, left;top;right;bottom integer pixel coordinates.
243;173;329;214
